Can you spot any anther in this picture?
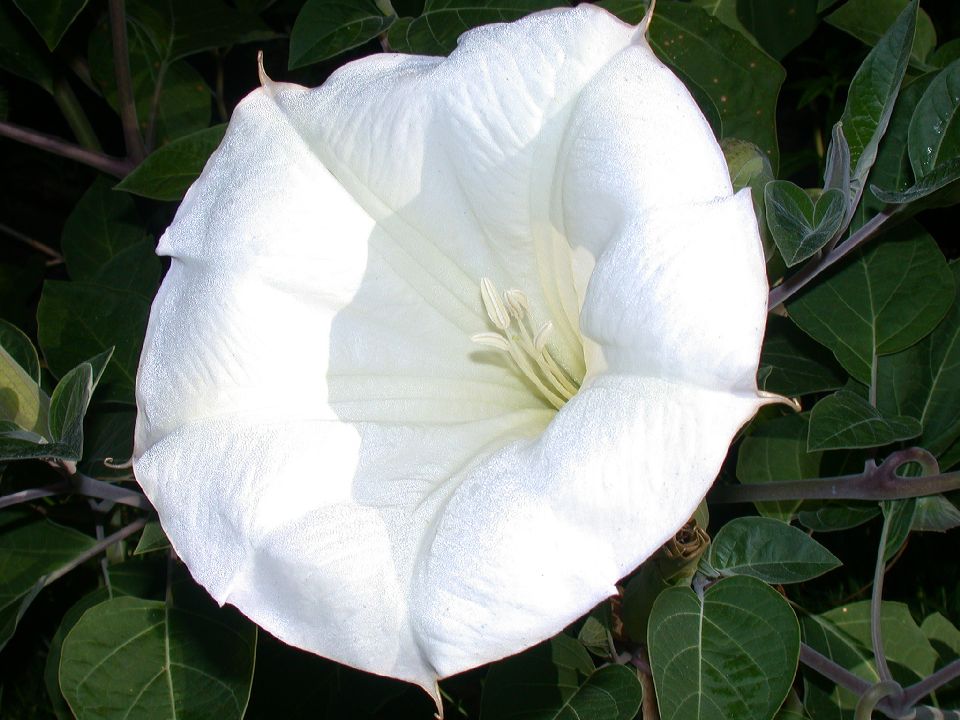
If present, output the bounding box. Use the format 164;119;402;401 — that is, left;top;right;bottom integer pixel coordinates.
480;277;511;330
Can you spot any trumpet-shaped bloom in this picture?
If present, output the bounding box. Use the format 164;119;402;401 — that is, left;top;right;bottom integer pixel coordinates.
134;3;771;700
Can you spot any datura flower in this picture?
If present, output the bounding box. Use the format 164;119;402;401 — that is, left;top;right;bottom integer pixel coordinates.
133;2;773;704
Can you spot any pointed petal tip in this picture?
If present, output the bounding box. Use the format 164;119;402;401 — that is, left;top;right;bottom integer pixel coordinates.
257;50;273;90
637;0;656;38
758;390;802;413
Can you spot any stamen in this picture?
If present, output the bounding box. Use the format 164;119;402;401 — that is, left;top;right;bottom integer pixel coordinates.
472;277;582;410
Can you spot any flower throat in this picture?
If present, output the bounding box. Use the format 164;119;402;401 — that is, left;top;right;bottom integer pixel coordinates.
472;277;582;410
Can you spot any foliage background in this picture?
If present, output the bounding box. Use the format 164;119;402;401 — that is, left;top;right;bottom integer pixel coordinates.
1;0;960;718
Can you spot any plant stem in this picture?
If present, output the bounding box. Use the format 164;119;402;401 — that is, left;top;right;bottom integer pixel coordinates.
0;475;150;511
52;77;102;151
42;516;148;587
0;483;67;510
767;208;898;309
0;221;64;264
709;448;956;503
0;119;133;177
899;659;960;709
800;644;872;697
108;0;145;162
871;511;894;682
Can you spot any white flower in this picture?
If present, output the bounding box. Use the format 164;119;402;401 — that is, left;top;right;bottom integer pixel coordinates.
133;3;771;703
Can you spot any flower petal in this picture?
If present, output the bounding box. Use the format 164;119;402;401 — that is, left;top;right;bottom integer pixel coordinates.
134;4;769;695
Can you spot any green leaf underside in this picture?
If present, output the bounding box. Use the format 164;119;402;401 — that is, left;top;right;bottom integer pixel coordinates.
908;58;960;181
737;413;823;521
708;517;841;583
765;182;846;266
0;325;48;436
0;511;96;652
787;222;954;384
290;0;394;67
38;281;150;405
837;0;916;201
798;502;880;532
480;634;642;720
648;575;800;720
133;522;172;555
60;595;256;720
760;316;846;396
877;261;960;457
115;124;227;201
871;157;960;204
807;389;921;451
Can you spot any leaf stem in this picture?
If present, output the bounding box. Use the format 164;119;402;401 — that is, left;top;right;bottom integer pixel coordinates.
0;474;150;511
107;0;145;162
709;448;955;503
0;221;64;264
52;77;102;151
0;119;134;177
899;659;960;709
42;516;148;587
0;483;67;510
871;510;894;683
800;644;872;696
767;207;898;309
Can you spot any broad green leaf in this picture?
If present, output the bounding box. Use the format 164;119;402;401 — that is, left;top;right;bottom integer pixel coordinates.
0;321;47;435
0;3;54;91
0;510;96;652
11;0;89;50
871;156;960;205
116;124;227;201
601;0;785;167
837;0;917;204
38;281;150;404
787;222;954;384
59;179;160;298
481;634;642;720
908;58;960;180
826;0;935;66
737;413;823;521
648;575;799;720
820;601;938;678
707;516;841;583
807;389;920;451
133;521;171;555
577;605;614;659
690;0;754;46
930;39;960;69
765;182;846;266
290;0;394;67
921;612;960;662
797;502;880;532
81;407;135;473
388;0;562;55
46;349;111;460
88;17;211;146
0;318;40;383
910;495;960;532
737;0;819;60
877;262;960;457
759;316;846;397
60;594;256;720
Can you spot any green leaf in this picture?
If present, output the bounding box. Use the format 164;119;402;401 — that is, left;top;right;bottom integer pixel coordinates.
60;594;256;720
648;575;799;720
824;122;852;195
881;498;916;561
908;58;960;180
797;502;880;532
707;517;841;584
0;510;96;652
921;612;960;663
133;521;171;555
820;601;938;678
837;0;917;204
46;349;112;460
480;634;642;720
787;222;954;384
826;0;935;66
0;3;54;91
737;0;819;61
765;182;846;266
737;413;823;521
11;0;89;50
0;321;48;436
577;605;614;659
59;178;160;298
601;0;785;168
116;124;227;201
807;389;921;451
290;0;395;67
877;261;960;457
690;0;755;46
910;495;960;532
759;316;846;397
387;0;561;55
930;39;960;69
38;281;150;404
871;156;960;205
